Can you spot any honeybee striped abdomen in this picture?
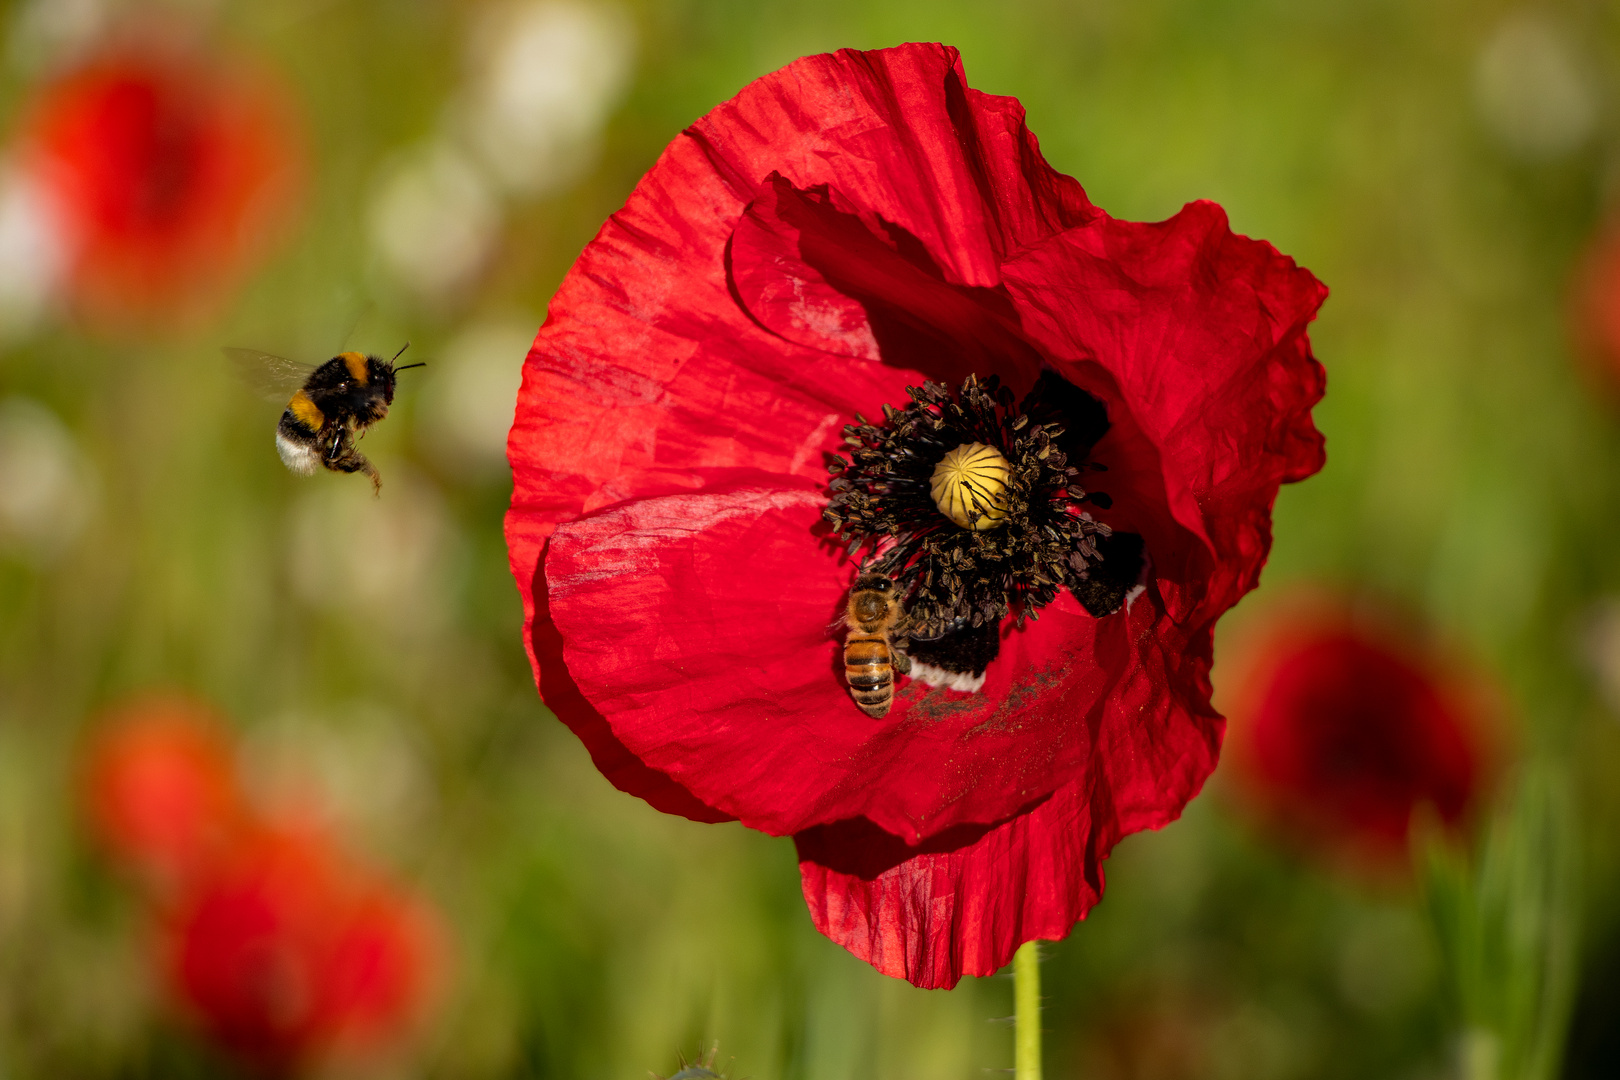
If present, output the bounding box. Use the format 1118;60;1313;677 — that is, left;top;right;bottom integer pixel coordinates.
845;634;898;717
843;572;910;718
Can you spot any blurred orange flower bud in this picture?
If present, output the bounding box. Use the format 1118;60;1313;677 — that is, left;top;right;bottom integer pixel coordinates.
162;828;440;1070
81;694;246;893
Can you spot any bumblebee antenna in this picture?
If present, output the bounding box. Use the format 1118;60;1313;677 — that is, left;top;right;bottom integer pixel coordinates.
390;342;410;362
394;362;426;372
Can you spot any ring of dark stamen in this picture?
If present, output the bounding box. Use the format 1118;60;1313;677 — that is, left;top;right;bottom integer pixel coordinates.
1070;531;1146;618
823;372;1118;640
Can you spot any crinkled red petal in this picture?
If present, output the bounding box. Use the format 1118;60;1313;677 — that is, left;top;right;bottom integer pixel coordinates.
544;477;1217;841
1002;200;1327;627
794;692;1217;990
528;539;734;824
731;173;1047;386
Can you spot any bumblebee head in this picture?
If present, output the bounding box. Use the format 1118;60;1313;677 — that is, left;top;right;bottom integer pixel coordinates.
363;355;396;403
369;345;425;405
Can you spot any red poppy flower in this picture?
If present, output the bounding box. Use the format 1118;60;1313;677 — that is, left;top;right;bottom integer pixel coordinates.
1221;596;1495;865
506;43;1326;987
15;35;303;328
81;695;246;893
1573;217;1620;395
164;828;438;1070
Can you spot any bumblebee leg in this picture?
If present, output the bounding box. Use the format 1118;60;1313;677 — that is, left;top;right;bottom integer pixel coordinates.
323;435;384;495
337;451;381;494
321;425;349;463
358;455;382;495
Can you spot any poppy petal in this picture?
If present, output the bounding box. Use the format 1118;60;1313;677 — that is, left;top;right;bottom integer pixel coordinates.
1002;201;1327;623
528;543;735;824
545;479;1219;841
794;704;1216;990
730;173;1045;386
22;41;304;326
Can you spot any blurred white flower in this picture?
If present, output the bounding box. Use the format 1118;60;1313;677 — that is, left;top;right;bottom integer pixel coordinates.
243;702;434;855
368;139;502;303
7;0;107;73
289;467;452;630
0;165;69;339
1581;598;1620;718
1474;11;1596;159
367;2;634;301
458;0;636;197
0;397;95;557
418;316;533;476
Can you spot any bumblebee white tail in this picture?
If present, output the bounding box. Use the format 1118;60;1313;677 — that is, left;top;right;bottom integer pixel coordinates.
275;430;320;475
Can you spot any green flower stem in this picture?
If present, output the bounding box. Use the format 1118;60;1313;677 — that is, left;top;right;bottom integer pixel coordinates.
1014;940;1042;1080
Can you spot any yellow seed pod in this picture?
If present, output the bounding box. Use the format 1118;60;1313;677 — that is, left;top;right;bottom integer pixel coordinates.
930;442;1010;530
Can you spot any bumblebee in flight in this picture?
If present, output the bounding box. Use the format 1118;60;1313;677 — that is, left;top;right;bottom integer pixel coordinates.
226;346;423;493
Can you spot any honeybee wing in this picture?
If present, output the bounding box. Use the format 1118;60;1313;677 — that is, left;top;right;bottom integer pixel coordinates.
224;347;316;404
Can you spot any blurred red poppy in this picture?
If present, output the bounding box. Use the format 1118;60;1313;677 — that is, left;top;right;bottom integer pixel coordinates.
164;827;438;1070
1078;986;1220;1080
82;695;443;1068
1221;597;1495;865
16;35;303;328
506;43;1326;987
82;695;245;893
1573;220;1620;391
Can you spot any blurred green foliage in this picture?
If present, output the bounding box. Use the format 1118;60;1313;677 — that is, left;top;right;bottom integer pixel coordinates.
1426;766;1580;1080
0;0;1617;1077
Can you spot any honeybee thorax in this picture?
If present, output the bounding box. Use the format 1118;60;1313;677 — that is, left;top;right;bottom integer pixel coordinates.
851;592;891;629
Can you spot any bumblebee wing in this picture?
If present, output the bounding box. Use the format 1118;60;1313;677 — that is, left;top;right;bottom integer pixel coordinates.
224;347;316;403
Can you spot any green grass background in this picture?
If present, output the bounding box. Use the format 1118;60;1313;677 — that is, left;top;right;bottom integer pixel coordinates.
1;0;1618;1076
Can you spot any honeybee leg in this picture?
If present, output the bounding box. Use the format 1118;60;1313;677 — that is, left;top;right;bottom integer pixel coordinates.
894;650;912;676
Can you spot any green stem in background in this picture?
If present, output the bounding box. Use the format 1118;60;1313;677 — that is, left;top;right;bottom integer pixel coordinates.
1423;763;1580;1080
1014;940;1042;1080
